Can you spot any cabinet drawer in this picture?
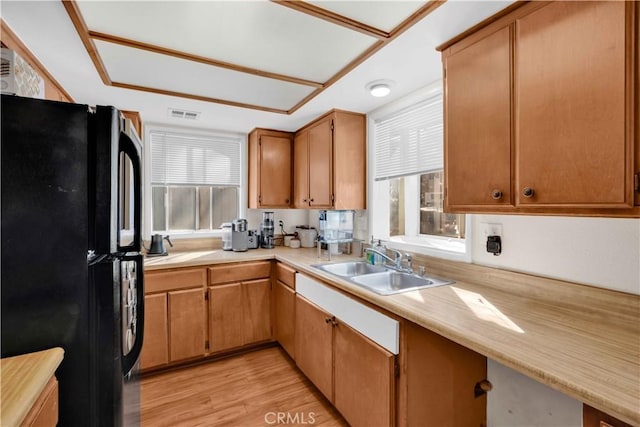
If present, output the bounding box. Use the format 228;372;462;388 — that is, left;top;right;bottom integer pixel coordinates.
208;261;271;285
145;268;206;293
276;262;296;289
296;273;399;354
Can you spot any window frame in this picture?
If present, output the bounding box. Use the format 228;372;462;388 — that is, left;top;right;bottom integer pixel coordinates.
367;81;471;262
143;123;247;239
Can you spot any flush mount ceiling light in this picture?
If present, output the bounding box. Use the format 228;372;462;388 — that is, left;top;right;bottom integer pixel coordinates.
366;79;395;97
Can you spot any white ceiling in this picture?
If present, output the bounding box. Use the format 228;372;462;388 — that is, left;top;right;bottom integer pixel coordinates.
1;1;515;134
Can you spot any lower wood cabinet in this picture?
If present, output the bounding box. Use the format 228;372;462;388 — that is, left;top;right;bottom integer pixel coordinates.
273;280;296;359
140;267;207;370
168;288;206;362
208;278;271;352
397;320;487;427
140;293;169;368
333;315;395;427
295;276;398;427
273;262;296;359
295;295;333;399
583;404;633;427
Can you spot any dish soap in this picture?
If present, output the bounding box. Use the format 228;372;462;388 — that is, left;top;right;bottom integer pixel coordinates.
367;237;385;265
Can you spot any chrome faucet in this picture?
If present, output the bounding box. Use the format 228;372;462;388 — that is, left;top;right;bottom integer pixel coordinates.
364;247;413;273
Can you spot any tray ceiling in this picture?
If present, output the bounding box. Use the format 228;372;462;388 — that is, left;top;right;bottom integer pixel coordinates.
63;0;442;114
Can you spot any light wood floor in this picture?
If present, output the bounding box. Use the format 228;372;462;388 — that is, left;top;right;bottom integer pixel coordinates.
140;346;348;427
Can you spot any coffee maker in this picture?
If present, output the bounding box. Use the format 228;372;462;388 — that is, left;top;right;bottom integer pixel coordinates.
260;212;274;249
231;219;248;252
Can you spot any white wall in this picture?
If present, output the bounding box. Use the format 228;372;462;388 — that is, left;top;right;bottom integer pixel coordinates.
471;215;640;295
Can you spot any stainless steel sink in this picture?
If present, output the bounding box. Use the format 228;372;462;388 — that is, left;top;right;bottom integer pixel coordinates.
351;271;451;295
312;261;453;295
314;261;386;277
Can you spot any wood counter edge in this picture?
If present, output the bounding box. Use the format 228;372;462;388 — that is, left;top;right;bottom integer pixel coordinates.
1;347;64;427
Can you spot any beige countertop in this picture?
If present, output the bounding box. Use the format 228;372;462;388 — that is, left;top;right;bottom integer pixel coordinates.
144;247;640;426
1;347;64;427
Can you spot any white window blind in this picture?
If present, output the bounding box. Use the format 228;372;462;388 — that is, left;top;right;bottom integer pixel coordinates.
150;131;241;186
373;92;443;181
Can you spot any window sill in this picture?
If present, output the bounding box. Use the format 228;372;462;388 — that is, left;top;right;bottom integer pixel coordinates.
385;235;470;263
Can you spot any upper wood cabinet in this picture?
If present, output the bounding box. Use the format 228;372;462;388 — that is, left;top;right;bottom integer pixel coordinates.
441;1;639;216
445;25;513;209
248;128;293;209
294;110;366;210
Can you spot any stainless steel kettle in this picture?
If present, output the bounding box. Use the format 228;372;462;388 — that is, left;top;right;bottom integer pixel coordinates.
147;234;173;256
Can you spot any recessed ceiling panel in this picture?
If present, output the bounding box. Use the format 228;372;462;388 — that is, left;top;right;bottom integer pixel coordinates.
308;1;429;33
94;40;316;111
76;1;378;83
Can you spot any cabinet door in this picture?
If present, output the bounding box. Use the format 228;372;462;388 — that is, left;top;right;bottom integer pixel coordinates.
274;280;295;359
398;320;487;427
140;293;168;369
583;404;633;427
242;279;271;344
168;288;206;361
516;1;632;207
334;321;395;427
260;134;292;207
308;119;333;208
445;25;512;208
209;283;244;352
295;295;333;400
293;130;310;208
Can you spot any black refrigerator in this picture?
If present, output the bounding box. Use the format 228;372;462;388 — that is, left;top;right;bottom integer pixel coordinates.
1;95;145;426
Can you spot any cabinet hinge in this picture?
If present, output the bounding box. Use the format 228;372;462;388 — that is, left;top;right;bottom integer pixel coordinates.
258;195;262;203
205;340;210;351
331;194;335;203
330;120;334;131
635;173;639;192
204;292;208;301
394;359;400;378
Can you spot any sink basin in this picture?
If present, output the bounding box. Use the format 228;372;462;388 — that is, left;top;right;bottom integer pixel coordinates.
312;261;453;295
313;261;386;277
351;271;451;295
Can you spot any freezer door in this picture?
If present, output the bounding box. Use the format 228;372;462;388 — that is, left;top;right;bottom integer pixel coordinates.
93;106;143;255
118;132;142;253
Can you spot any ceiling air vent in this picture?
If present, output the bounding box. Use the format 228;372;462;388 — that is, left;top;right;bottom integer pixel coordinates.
168;108;201;120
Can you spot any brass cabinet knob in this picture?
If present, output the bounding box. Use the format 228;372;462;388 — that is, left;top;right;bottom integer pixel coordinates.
491;189;503;200
474;379;493;397
522;187;535;198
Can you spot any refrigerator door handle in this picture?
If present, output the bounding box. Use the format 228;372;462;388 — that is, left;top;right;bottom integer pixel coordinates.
122;254;144;375
118;132;142;253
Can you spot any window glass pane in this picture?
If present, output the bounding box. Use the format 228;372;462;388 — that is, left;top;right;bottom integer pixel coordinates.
212;187;238;228
198;187;211;230
420;171;465;239
169;187;196;230
152;186;166;231
389;177;405;237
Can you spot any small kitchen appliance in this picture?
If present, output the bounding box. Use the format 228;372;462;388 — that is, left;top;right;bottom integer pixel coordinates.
221;223;232;251
260;211;275;249
247;230;260;249
296;226;317;248
232;219;248;252
147;234;173;256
